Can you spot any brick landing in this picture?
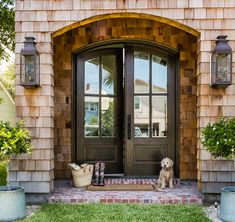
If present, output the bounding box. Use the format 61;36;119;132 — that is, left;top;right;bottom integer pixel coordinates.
48;179;202;204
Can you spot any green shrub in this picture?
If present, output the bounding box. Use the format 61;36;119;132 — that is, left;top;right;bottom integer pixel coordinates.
201;118;235;158
0;121;31;159
0;121;32;186
0;161;7;186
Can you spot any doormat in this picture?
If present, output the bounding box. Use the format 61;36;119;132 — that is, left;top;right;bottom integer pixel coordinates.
87;184;155;191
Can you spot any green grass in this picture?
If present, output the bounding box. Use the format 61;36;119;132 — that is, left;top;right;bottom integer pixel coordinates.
0;161;7;186
21;203;210;222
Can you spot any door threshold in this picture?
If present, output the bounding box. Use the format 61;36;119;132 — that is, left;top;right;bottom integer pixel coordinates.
105;174;157;179
105;174;125;178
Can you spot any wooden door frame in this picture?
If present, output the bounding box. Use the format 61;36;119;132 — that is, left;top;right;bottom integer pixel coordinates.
73;48;124;173
72;40;179;177
124;45;178;176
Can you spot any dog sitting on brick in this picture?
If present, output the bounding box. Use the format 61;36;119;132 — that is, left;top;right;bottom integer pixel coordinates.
155;157;174;189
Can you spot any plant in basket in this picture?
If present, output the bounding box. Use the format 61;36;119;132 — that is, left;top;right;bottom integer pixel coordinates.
0;121;32;221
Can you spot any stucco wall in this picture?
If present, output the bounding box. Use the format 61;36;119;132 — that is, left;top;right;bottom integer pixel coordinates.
13;0;235;194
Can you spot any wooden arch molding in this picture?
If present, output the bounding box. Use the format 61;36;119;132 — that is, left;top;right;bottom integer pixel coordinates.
52;12;200;39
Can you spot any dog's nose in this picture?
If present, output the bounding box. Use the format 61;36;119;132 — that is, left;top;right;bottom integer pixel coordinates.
164;164;166;167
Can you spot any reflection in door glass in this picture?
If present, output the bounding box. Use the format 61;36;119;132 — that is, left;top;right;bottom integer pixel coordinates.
85;58;99;94
102;55;116;95
101;97;115;137
84;96;99;137
134;52;149;93
152;55;167;93
152;96;167;137
134;96;149;137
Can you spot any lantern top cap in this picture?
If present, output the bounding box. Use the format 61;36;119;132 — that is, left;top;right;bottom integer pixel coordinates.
216;35;228;41
21;37;38;55
24;37;36;44
213;35;232;53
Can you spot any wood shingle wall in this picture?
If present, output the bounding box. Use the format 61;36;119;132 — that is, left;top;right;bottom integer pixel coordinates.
13;0;235;195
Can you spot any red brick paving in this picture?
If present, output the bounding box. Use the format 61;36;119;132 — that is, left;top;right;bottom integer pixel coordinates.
48;179;202;204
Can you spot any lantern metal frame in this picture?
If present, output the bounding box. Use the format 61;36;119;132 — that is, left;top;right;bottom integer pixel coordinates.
210;35;232;88
20;37;40;88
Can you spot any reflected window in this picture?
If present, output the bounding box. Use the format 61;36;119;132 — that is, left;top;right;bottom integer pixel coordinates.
84;96;99;137
134;96;141;111
85;102;98;112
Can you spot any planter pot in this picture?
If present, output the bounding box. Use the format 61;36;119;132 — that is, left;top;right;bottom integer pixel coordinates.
220;186;235;222
0;186;26;221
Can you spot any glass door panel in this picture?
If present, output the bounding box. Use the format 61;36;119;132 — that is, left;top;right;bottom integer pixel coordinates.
101;97;115;137
84;96;99;137
134;52;149;93
84;55;117;138
102;55;116;95
152;96;167;137
133;51;168;139
77;49;123;174
85;58;99;94
134;96;149;138
152;55;167;93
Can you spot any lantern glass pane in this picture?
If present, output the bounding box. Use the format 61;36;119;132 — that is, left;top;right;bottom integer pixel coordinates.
25;55;35;83
211;53;217;85
217;53;231;82
36;54;40;85
21;54;26;83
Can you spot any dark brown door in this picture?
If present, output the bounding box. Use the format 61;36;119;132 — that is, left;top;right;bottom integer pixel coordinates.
76;49;123;174
124;46;176;175
75;44;176;176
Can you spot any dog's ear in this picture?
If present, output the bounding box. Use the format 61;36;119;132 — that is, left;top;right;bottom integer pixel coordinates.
170;160;174;167
161;159;164;167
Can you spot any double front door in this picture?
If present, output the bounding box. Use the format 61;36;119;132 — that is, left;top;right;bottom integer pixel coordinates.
75;44;176;176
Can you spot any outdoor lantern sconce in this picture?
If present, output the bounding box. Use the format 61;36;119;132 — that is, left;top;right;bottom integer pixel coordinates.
210;35;232;87
20;37;40;87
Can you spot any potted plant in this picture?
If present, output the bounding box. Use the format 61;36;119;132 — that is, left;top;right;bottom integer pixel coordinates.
202;118;235;222
0;121;32;221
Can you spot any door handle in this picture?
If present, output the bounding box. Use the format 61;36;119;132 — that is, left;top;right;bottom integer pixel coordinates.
128;114;131;140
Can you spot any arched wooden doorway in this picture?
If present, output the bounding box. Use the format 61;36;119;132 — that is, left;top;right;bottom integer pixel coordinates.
74;42;177;176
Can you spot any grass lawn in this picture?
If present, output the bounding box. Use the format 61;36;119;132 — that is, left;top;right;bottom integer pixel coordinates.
0;160;7;186
21;203;210;222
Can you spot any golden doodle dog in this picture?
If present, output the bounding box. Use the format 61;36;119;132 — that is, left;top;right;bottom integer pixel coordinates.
157;157;174;189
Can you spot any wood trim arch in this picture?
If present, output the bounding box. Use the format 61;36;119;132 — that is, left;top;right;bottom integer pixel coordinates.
52;12;200;39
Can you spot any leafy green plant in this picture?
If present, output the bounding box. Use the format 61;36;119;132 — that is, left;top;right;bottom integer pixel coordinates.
0;61;15;98
0;161;7;186
201;118;235;159
0;0;15;61
0;121;32;187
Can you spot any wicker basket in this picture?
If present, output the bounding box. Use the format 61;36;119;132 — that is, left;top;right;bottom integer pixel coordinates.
71;164;94;187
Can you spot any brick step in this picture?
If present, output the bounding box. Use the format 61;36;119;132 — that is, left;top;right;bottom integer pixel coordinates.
48;180;202;204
